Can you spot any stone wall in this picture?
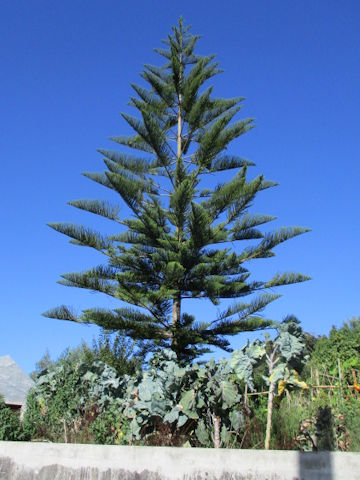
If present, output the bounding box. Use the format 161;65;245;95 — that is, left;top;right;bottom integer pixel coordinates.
0;441;358;479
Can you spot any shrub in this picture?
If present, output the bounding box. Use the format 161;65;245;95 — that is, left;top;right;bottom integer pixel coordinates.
90;402;129;445
0;396;23;441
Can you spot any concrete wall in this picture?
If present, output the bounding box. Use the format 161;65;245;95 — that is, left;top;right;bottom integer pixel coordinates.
0;441;358;480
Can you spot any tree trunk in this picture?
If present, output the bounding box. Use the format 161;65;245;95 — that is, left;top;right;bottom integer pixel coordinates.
171;51;183;356
171;291;181;354
172;296;181;323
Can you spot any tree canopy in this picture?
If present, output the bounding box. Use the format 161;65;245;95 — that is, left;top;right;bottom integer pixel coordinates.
44;19;310;361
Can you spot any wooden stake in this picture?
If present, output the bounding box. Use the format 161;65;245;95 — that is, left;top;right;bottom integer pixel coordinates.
315;369;320;398
311;367;314;401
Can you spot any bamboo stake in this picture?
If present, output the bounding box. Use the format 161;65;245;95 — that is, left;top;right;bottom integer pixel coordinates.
315;369;320;398
246;391;269;396
244;385;357;398
338;358;344;407
311;367;314;401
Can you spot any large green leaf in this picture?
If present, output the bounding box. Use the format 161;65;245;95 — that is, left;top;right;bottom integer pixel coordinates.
163;407;180;424
229;410;243;431
179;390;199;419
220;380;239;408
230;340;265;391
195;419;210;446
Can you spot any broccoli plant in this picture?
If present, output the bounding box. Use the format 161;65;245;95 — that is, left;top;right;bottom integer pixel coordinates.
121;343;264;448
179;358;240;447
120;349;191;443
263;318;309;449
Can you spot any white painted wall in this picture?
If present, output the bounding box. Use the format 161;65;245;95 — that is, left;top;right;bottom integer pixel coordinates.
0;441;358;480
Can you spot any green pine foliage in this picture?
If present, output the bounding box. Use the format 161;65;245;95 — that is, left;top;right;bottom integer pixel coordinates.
44;19;310;361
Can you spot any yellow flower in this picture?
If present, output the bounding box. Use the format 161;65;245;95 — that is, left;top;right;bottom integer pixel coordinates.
278;380;287;396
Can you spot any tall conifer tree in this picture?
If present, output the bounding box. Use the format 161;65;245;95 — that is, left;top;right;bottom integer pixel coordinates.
44;20;310;361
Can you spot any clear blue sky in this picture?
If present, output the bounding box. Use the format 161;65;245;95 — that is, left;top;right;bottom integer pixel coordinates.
1;0;359;373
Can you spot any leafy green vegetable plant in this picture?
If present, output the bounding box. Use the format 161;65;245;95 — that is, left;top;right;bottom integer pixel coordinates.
263;319;309;449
